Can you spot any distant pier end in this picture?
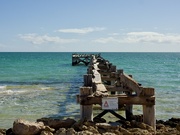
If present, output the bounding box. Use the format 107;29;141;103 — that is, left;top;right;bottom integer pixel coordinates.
72;53;101;66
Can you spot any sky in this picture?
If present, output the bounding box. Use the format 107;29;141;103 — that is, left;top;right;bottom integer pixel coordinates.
0;0;180;52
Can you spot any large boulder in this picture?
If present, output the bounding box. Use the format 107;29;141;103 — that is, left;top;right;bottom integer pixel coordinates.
0;128;6;135
13;119;45;135
37;118;76;130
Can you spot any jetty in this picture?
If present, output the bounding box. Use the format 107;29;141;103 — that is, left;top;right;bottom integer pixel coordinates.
76;54;156;129
72;53;101;66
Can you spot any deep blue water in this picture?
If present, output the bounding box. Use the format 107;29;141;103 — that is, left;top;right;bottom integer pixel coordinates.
0;52;179;128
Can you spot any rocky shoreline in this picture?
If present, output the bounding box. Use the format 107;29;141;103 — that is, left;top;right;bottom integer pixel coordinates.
0;117;180;135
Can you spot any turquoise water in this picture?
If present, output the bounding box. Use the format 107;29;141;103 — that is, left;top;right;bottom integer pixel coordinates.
0;52;180;128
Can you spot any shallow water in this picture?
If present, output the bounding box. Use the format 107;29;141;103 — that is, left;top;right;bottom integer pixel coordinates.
0;52;179;128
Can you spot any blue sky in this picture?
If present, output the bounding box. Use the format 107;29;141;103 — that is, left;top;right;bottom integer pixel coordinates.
0;0;180;52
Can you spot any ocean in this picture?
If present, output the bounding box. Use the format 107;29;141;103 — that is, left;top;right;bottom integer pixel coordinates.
0;52;179;128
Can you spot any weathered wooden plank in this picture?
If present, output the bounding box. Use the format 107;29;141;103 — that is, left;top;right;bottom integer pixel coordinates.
95;83;107;92
93;63;100;70
92;70;102;84
105;86;131;92
97;64;109;69
79;95;155;106
120;74;142;96
110;65;116;72
101;76;117;81
140;87;155;96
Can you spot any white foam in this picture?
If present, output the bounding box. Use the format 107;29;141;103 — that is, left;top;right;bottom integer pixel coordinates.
0;85;6;90
0;89;13;95
6;90;14;94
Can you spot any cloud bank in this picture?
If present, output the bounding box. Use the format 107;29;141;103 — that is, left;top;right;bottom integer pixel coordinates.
19;34;78;44
19;31;180;46
57;27;105;34
94;32;180;44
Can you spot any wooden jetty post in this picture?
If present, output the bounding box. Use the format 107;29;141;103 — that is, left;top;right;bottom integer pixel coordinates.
80;74;93;121
77;54;156;129
142;88;156;129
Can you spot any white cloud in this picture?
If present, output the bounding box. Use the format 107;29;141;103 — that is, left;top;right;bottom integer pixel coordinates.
126;32;180;44
108;33;120;36
57;27;105;34
19;33;78;44
94;37;119;44
94;32;180;44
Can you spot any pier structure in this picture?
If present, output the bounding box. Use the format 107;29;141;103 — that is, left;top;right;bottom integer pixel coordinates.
72;53;101;66
77;55;156;129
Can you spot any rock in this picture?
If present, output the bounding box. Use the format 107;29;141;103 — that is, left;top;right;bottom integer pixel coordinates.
3;117;180;135
6;128;13;135
119;127;131;135
54;128;66;135
44;126;55;132
96;123;119;130
108;121;122;127
71;120;84;131
77;130;95;135
88;126;99;134
102;132;116;135
177;124;180;131
79;125;88;131
169;117;180;123
95;123;120;134
137;122;147;129
0;129;6;135
156;123;165;129
129;128;151;135
37;118;76;130
93;117;106;123
66;128;76;135
40;131;53;135
12;119;44;135
54;128;77;135
83;121;96;127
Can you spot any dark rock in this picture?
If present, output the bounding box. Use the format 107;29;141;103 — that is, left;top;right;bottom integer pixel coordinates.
66;128;77;135
176;124;180;131
96;123;119;131
93;117;106;123
54;128;66;135
6;128;14;135
0;129;6;135
37;118;76;130
169;117;180;123
71;119;85;131
40;131;53;135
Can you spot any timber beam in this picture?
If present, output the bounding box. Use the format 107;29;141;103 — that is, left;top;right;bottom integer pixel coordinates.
78;95;155;106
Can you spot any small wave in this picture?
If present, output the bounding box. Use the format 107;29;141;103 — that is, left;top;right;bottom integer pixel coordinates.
0;80;83;85
5;85;54;91
0;89;13;94
0;84;55;96
40;86;54;90
0;85;6;90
